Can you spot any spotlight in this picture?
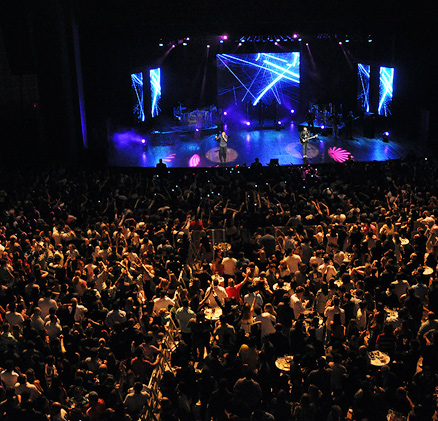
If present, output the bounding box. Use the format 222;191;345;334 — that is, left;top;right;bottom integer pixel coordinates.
383;131;390;142
141;139;146;144
158;43;164;47
298;38;302;42
345;39;350;43
293;33;298;39
183;42;187;46
290;109;295;114
321;125;325;130
274;42;278;46
306;43;309;46
246;121;251;126
238;42;242;46
220;40;224;44
207;44;210;48
339;41;342;45
222;34;228;40
223;111;227;116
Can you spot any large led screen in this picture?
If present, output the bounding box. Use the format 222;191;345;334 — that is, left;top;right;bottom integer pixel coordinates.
150;68;161;118
379;66;394;117
217;52;300;111
357;63;370;113
131;72;145;122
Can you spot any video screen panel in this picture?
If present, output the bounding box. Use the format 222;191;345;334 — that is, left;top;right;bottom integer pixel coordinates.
150;68;161;118
131;72;145;122
216;52;300;110
357;63;370;113
379;66;394;117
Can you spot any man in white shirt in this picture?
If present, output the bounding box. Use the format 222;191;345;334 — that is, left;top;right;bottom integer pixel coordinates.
243;285;264;310
324;296;345;332
38;290;58;319
175;299;196;344
205;279;228;308
282;248;302;274
105;301;127;328
222;252;237;278
1;360;19;388
15;373;42;400
290;286;308;319
152;290;175;315
124;381;150;419
318;255;337;282
254;305;276;338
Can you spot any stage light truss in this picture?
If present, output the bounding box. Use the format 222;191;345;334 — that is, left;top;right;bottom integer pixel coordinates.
150;68;161;118
378;66;394;117
217;52;300;108
357;63;370;113
131;72;145;122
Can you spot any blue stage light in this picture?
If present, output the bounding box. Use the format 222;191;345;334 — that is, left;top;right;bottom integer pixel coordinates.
131;72;145;122
378;66;394;117
150;68;161;118
357;63;370;113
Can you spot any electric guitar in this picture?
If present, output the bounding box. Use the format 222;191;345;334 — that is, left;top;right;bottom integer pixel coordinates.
300;134;318;144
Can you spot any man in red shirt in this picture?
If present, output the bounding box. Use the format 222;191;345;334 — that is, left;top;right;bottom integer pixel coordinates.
225;272;250;302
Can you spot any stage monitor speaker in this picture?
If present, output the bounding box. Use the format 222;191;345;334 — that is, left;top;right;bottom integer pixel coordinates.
268;158;279;167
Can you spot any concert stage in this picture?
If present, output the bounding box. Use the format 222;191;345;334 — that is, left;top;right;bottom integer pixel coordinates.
108;114;432;168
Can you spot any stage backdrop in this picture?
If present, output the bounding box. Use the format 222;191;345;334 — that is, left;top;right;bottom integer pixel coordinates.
216;52;300;119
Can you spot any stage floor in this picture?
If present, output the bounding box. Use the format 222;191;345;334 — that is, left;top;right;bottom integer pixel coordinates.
108;117;432;168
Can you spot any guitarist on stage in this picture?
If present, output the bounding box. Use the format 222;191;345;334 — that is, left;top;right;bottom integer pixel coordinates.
299;126;317;159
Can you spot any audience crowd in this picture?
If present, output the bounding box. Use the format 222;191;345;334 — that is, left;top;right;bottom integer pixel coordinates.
1;157;438;420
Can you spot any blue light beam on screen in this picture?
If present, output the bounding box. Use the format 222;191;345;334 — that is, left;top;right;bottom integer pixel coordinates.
131;72;145;122
150;68;161;118
217;52;300;109
379;66;394;117
357;63;370;113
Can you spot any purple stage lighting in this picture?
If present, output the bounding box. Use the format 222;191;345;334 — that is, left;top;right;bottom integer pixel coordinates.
189;154;201;167
321;125;325;130
141;138;146;144
384;131;390;136
290;109;295;114
328;147;354;163
293;33;298;39
339;41;342;45
246;121;251;126
207;45;210;48
222;35;228;40
223;111;227;116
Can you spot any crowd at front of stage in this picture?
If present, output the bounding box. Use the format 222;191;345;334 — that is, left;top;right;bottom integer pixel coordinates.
1;157;438;420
